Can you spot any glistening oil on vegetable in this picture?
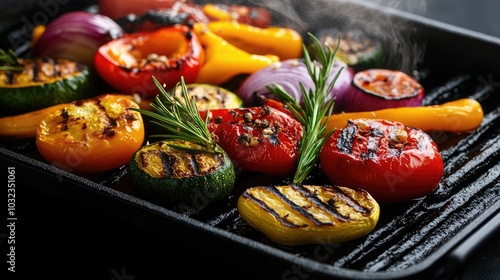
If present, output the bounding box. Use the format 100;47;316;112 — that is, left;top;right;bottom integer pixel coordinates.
1;0;500;278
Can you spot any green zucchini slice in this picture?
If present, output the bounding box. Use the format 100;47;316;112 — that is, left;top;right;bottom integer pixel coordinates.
0;57;91;116
128;140;236;210
172;83;244;110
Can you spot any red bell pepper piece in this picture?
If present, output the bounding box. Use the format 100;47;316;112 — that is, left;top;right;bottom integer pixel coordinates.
320;118;444;203
94;25;204;97
201;105;303;178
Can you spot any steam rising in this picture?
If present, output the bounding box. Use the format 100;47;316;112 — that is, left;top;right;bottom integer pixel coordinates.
249;0;427;73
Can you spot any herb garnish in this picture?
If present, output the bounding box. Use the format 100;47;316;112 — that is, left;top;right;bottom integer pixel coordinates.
268;33;343;184
132;76;222;155
0;49;23;72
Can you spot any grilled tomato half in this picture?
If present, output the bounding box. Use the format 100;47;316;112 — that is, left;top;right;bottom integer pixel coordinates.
320;118;444;203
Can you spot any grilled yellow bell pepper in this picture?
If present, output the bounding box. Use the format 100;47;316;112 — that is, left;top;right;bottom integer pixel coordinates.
238;184;380;246
0;103;68;138
323;98;484;134
0;95;140;139
205;21;303;60
193;23;279;85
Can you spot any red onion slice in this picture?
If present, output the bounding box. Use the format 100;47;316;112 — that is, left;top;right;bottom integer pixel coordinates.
32;11;124;67
342;69;424;112
237;58;353;113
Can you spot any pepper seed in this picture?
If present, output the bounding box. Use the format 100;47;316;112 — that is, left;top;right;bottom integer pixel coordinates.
243;112;253;123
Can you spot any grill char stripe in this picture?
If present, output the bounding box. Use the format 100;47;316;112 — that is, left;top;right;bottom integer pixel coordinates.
241;191;302;228
32;62;39;82
51;57;60;77
342;121;410;160
6;70;13;84
96;101;117;139
366;127;385;159
189;153;200;176
267;185;333;226
330;185;373;215
365;134;379;159
337;121;357;154
159;150;173;178
290;184;351;222
389;147;401;157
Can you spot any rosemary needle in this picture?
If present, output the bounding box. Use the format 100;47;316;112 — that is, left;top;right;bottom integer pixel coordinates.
0;49;23;72
268;33;343;184
131;76;222;155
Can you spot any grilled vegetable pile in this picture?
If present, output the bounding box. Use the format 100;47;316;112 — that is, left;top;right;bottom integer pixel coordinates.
0;0;487;247
236;34;382;246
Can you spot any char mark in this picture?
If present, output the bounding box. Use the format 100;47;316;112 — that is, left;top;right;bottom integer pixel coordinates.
328;185;373;215
337;121;358;154
241;190;301;228
291;184;351;222
267;185;333;226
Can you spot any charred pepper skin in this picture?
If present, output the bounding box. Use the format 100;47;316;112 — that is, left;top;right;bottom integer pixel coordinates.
35;94;145;173
111;1;273;32
320;118;444;203
200;105;303;178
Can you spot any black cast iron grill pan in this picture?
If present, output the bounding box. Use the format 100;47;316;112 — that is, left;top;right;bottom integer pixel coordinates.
1;0;499;279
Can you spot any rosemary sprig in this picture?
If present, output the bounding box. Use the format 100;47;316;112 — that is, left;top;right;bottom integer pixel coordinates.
268;33;343;184
0;49;23;72
132;76;222;155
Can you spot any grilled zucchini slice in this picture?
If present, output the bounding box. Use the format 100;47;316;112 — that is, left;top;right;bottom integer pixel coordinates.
237;184;380;246
128;139;236;209
313;26;384;71
172;83;243;110
0;57;90;116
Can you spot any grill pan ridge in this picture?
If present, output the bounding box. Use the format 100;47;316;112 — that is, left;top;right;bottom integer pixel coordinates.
1;0;500;279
